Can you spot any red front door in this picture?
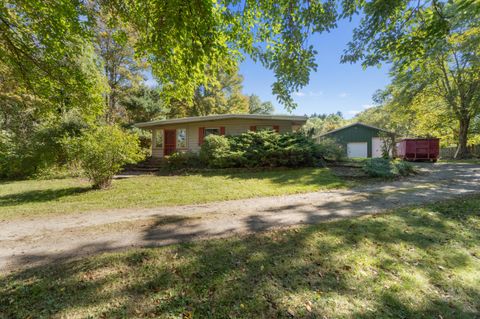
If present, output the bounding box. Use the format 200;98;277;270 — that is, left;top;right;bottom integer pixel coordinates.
164;129;176;156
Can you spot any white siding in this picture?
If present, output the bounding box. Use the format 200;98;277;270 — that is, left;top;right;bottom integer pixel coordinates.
150;119;297;158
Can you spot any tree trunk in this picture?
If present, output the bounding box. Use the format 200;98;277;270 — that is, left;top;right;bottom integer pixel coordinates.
454;116;470;159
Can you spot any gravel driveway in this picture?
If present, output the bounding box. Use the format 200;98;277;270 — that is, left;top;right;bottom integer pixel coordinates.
1;163;479;273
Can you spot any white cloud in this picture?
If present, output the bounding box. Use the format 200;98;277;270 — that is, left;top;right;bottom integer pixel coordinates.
362;104;375;109
293;91;306;97
347;110;361;115
339;92;349;98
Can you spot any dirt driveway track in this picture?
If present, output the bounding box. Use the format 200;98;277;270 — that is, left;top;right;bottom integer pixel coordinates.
1;163;479;273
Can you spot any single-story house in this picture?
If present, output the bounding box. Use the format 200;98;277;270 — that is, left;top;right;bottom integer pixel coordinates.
316;122;395;158
135;114;307;158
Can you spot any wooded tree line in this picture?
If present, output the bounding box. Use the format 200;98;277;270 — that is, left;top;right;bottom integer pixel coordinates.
0;0;478;179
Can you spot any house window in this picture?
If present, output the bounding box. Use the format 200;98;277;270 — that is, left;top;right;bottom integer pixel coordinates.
177;128;187;148
155;129;163;148
256;125;274;131
205;128;220;137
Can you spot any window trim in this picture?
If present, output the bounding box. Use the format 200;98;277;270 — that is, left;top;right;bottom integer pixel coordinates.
204;127;221;137
256;125;274;131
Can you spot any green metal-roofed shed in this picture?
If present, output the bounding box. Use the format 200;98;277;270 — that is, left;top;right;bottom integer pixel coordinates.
316;122;394;158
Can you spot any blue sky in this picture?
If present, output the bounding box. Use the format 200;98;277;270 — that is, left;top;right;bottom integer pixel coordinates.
239;16;391;118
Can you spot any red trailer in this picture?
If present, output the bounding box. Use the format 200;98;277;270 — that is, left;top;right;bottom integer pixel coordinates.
397;138;440;162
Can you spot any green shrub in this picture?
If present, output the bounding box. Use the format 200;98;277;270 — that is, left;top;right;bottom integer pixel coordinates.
363;158;415;178
200;135;240;168
315;138;345;161
0;118;87;179
166;151;202;170
69;125;145;189
199;130;325;169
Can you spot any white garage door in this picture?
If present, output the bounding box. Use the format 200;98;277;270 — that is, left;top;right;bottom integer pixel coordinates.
372;137;384;158
347;142;368;158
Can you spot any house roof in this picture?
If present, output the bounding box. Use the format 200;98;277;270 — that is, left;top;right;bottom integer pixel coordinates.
317;122;394;138
135;114;308;129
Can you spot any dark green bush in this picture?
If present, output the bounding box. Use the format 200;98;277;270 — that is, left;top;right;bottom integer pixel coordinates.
0;118;87;179
315;138;345;161
166;151;202;170
199;130;325;168
363;158;415;178
199;135;240;168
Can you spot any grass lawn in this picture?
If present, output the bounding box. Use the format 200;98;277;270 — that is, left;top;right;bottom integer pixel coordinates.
0;168;349;220
1;196;479;318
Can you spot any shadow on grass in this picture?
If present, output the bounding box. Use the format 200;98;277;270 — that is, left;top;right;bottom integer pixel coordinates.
0;186;92;207
1;195;479;318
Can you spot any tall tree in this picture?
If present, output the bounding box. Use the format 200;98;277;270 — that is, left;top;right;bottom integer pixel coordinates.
168;67;249;117
343;0;480;158
248;95;275;114
94;9;146;123
302;113;346;137
120;85;166;124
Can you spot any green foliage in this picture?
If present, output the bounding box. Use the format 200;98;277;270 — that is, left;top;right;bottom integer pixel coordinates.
120;86;166;124
248;95;275;114
166;152;202;171
302;112;346;137
0;116;87;179
69;126;144;189
315;138;345;161
199;135;238;169
200;131;325;169
362;158;415;178
168;67;250;118
94;9;147;124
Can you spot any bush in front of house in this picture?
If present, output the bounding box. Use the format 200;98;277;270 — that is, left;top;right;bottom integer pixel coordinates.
166;151;203;170
199;134;242;168
362;158;415;178
199;130;325;168
69;125;145;189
